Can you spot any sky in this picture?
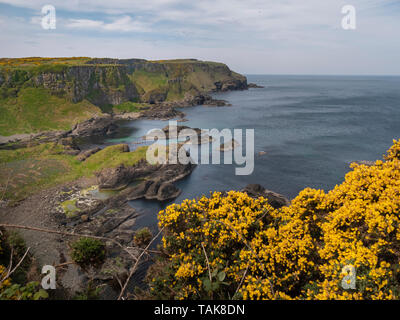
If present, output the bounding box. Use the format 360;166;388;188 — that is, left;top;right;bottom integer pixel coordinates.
0;0;399;75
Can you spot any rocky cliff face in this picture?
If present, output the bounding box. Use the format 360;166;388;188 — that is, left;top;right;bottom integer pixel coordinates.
0;58;248;109
32;65;139;106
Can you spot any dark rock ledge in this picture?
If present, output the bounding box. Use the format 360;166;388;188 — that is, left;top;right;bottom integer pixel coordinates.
242;184;290;209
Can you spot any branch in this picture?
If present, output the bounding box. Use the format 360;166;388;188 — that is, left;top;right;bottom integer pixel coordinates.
0;247;30;284
0;224;138;264
118;227;164;300
233;263;249;299
201;242;212;282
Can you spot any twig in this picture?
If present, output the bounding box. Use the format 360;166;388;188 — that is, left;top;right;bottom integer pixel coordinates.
233;263;249;299
201;242;212;282
255;208;271;224
5;247;14;279
54;261;75;269
0;247;30;284
126;247;163;255
118;227;164;300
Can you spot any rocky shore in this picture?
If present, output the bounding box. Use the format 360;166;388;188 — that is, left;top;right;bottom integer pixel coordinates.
0;67;266;298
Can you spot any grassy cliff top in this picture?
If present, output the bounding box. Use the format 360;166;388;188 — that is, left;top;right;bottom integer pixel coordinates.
0;57;228;69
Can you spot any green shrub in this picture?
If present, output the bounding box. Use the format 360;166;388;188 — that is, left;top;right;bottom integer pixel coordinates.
70;238;106;269
133;228;153;248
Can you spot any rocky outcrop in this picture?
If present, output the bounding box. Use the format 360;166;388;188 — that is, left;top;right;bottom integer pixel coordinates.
220;139;240;151
242;184;290;209
76;147;101;162
354;160;375;166
159;93;231;109
69;115;118;137
95;153;195;202
127;162;195;202
248;83;265;88
96;164;136;190
139;105;185;120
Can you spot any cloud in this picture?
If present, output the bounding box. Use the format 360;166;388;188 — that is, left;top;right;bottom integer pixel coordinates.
0;0;399;74
66;18;104;29
66;15;150;32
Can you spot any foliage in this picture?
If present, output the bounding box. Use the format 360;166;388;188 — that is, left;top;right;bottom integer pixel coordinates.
112;101;148;114
0;281;48;300
133;227;153;247
150;139;400;300
70;237;106;269
0;232;48;300
72;281;103;300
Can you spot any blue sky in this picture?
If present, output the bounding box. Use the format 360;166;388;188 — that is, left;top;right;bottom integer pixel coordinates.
0;0;399;74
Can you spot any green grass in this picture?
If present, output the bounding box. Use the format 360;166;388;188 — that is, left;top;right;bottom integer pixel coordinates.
0;143;148;202
112;101;149;114
0;87;102;136
130;70;168;92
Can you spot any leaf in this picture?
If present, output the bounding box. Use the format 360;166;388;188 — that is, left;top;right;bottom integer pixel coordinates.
203;278;212;291
211;282;220;291
33;289;49;300
217;271;226;282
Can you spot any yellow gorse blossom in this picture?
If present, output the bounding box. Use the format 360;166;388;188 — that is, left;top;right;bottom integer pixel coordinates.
150;139;400;300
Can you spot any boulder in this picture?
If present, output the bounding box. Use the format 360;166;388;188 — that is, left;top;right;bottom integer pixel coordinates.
96;165;135;190
248;83;265;88
76;147;101;162
157;182;181;201
220;139;240;151
69;115;118;137
242;184;290;209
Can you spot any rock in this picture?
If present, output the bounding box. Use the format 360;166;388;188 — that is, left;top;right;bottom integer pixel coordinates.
220;139;240;151
0;200;8;208
242;184;290;209
69;115;118;138
58;137;79;149
64;149;81;156
127;180;154;201
214;80;248;91
185;134;214;145
96;164;135;190
248;83;265;88
76;147;101;162
113;112;141;120
354;160;375;166
156;182;181;201
126;162;195;202
139;106;185;120
117;218;136;230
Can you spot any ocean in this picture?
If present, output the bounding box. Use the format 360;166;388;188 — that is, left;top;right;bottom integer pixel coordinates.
81;74;400;231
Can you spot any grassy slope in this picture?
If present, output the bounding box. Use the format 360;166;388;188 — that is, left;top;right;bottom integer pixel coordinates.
0;87;102;136
0;143;147;202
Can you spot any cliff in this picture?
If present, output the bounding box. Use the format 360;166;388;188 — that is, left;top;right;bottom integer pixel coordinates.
0;57;247;106
0;57;247;136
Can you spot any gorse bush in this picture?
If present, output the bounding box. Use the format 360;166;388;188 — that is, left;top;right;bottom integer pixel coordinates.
150;139;400;300
70;238;106;269
133;227;153;248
